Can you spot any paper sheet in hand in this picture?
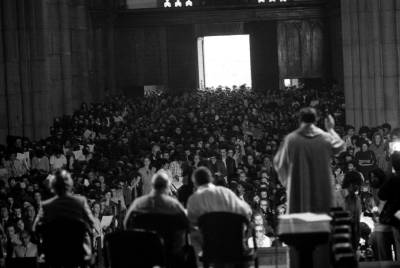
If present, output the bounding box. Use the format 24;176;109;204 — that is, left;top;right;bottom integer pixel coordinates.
101;216;113;228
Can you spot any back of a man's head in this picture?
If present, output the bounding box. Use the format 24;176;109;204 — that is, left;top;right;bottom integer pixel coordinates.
192;167;213;187
152;171;170;193
391;151;400;173
299;107;317;124
51;170;73;196
342;171;363;189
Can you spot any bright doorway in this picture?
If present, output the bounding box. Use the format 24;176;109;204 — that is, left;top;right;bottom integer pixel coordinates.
198;35;252;90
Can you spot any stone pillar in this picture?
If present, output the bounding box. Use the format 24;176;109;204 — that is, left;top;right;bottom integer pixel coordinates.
2;0;24;137
106;13;116;96
0;1;9;143
342;0;400;129
59;0;73;114
71;0;91;105
17;0;35;138
32;0;53;139
381;0;399;125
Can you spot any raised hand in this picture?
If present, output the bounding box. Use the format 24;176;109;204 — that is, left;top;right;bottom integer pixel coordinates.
324;115;335;131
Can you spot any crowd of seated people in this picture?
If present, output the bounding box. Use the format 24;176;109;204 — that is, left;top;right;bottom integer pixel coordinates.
0;85;398;267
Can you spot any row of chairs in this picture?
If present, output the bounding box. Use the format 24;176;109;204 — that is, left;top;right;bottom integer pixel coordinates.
104;212;259;268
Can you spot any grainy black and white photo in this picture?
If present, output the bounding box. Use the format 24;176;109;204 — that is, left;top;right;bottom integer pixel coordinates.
0;0;399;268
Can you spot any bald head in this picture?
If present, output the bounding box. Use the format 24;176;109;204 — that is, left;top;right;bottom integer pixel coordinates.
152;171;171;192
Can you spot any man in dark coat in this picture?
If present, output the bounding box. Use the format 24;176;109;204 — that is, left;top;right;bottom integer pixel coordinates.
208;153;227;186
378;151;400;261
34;169;96;268
220;148;236;182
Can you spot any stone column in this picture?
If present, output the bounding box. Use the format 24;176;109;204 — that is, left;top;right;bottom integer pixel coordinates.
2;0;24;137
341;0;400;129
0;1;9;143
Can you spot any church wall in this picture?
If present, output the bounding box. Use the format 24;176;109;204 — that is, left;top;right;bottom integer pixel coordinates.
113;3;329;93
0;0;109;143
341;0;400;129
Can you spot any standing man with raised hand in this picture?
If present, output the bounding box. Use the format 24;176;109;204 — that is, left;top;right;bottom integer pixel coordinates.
274;108;346;213
274;108;346;268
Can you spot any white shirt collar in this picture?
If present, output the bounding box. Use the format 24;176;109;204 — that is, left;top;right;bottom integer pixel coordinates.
197;183;215;191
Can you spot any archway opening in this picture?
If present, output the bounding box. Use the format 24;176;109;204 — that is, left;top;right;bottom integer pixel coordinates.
198;35;252;90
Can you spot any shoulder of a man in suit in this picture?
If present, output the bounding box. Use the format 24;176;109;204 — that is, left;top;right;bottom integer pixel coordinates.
69;194;90;207
42;194;87;206
41;196;58;207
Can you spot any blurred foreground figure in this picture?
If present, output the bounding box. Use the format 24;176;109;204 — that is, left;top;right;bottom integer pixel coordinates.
34;170;95;268
124;170;187;219
274;108;346;268
187;167;251;225
378;152;400;261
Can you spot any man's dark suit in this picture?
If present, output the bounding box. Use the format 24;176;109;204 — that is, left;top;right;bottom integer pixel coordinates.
222;156;237;181
34;194;96;267
36;194;95;229
208;160;227;185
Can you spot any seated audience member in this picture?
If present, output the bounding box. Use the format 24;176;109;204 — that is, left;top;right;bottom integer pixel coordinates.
354;142;377;181
124;171;188;266
0;86;377;265
33;169;96;266
208;153;227;186
34;172;95;227
369;133;388;172
6;225;21;260
220;148;236;182
177;173;194;208
31;149;50;173
91;202;103;241
124;170;187;224
333;166;346;208
0;207;12;228
5;153;27;178
187;167;252;226
138;157;156;196
102;191;117;216
49;150;67;171
252;211;273;236
12;230;38;258
110;187;126;212
378;152;400;261
24;206;37;232
344;126;356;148
342;171;363;249
248;224;272;249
